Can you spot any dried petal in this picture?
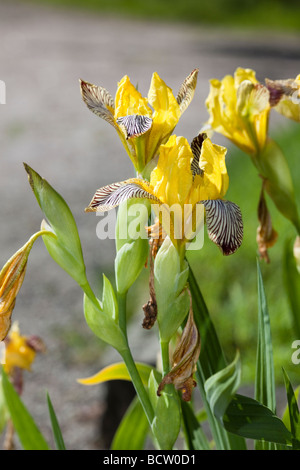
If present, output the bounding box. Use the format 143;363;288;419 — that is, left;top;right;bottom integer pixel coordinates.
157;291;200;401
0;231;48;341
256;186;278;263
142;248;157;330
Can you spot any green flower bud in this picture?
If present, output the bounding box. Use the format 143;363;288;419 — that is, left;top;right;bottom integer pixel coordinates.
83;275;127;352
115;199;150;294
24;164;88;288
154;237;190;343
148;370;181;450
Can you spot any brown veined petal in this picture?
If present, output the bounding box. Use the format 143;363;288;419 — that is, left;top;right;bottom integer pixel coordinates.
176;68;199;115
200;199;243;255
116;115;153;139
79;79;117;128
265;77;299;106
190;133;206;178
85;179;160;212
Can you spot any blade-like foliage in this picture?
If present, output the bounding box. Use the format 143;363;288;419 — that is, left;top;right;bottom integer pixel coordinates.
1;368;50;450
111;396;149;450
47;392;66;450
255;260;276;449
282;368;300;449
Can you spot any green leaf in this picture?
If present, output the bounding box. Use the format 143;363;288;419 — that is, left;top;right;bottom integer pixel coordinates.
255;260;276;449
1;367;50;450
83;293;127;352
24;163;87;288
282;385;300;432
188;264;246;450
77;361;159;387
47;392;66;450
223;394;292;446
283;237;300;338
0;376;10;433
255;260;276;412
181;401;210;450
204;351;241;422
282;369;300;449
111;396;149;450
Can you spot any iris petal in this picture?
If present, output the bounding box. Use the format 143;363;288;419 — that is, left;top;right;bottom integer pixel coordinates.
200;199;243;255
85;179;160;212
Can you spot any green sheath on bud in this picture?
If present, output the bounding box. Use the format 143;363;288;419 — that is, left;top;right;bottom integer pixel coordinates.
115;199;150;294
83;275;127;352
148;370;181;450
154;238;190;343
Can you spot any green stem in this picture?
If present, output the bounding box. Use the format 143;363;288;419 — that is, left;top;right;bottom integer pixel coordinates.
120;347;154;427
135;136;145;174
117;290;154;427
80;279;100;308
160;340;170;376
117;291;127;338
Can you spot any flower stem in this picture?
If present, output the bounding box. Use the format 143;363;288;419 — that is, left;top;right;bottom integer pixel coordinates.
117;291;127;338
120;347;154;425
160;340;170;376
117;291;154;426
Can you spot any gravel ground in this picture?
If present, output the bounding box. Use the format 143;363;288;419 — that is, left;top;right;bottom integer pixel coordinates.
0;0;299;450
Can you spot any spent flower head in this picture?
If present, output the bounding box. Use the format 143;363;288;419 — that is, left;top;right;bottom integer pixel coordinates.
3;322;46;377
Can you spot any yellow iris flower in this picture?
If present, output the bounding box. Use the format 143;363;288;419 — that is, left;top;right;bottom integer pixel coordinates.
3;322;45;376
206;67;270;156
80;70;198;175
85;133;243;258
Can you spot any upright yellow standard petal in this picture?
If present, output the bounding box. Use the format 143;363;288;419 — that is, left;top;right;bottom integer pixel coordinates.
114;75;152;119
145;73;181;165
150;135;193;207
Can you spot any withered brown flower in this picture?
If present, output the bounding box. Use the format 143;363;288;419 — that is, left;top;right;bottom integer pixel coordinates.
157;290;201;401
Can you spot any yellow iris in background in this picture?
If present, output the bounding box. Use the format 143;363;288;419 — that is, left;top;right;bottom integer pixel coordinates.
80;69;198;175
206;67;270;156
3;322;45;376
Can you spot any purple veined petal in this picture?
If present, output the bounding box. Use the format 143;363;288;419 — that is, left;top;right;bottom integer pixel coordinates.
116;115;153;139
85;180;160;212
200;199;243;255
80;79;116;128
176;68;199;115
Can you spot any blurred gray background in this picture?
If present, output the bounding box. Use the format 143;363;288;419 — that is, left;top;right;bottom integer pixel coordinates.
0;0;299;449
